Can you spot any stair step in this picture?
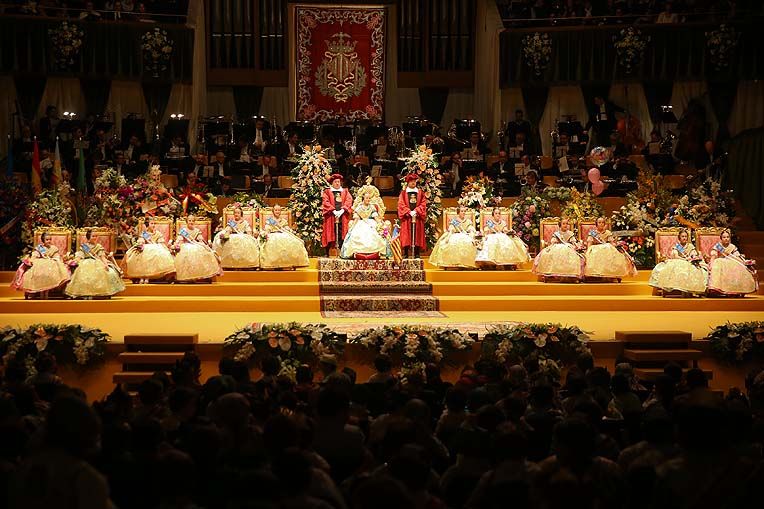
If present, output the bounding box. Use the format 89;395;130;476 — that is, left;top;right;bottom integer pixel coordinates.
623;349;703;362
320;281;432;294
124;333;199;345
318;258;424;271
113;371;168;384
319;269;426;282
118;352;186;364
321;294;439;312
615;331;692;344
633;368;713;381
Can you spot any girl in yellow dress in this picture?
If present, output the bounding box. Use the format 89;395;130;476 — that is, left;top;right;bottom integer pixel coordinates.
260;204;310;270
430;206;478;269
11;232;71;298
533;217;583;282
173;215;223;282
477;207;531;268
212;206;261;269
583;216;637;282
340;190;388;259
707;229;758;296
649;228;707;296
125;219;177;283
65;230;125;298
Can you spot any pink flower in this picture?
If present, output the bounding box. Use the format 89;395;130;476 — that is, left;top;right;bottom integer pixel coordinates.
529;205;536;213
524;221;531;228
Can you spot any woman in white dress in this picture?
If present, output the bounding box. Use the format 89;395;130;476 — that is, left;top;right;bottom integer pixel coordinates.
125;219;176;283
583;216;637;282
65;229;125;298
476;207;531;268
648;228;707;296
340;188;387;259
173;215;222;282
533;217;583;282
707;229;758;296
430;206;478;269
11;232;71;298
212;206;261;269
260;204;310;269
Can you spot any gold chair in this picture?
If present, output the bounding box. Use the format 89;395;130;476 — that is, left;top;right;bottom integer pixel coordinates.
479;207;512;234
221;205;258;231
441;207;476;233
141;216;175;244
695;227;726;263
577;217;597;243
654;227;687;263
75;227;117;253
33;227;73;256
539;217;561;249
175;217;213;243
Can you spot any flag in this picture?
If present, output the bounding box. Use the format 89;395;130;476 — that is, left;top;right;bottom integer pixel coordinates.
76;143;86;192
52;138;62;187
31;137;41;192
5;135;12;178
390;224;402;267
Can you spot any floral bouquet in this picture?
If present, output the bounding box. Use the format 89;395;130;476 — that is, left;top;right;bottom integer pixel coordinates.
613;27;650;74
511;189;550;253
542;186;573;203
229;192;267;210
706;24;738;72
350;325;474;374
708;321;764;364
561;189;605;223
289;145;333;254
522;32;552;77
22;188;75;246
49;21;84;68
142;27;174;77
0;324;110;375
223;322;344;379
402;145;443;248
675;178;735;228
458;175;496;211
482;323;591;382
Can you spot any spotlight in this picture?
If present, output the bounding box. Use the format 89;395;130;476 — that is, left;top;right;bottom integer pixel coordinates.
170;113;185;119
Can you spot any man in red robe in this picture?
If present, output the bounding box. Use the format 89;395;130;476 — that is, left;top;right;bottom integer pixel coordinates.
397;173;427;257
321;173;353;254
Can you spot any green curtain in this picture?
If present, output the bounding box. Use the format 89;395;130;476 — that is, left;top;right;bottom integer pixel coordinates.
726;128;764;228
418;87;450;125
232;86;265;119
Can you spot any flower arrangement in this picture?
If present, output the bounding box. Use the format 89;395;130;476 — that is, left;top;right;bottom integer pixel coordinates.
229;192;268;210
289;145;333;254
0;324;110;375
706;24;738;72
350;325;474;374
49;21;84;68
458;175;497;211
675;178;735;228
613;27;650;74
511;189;550;253
223;322;344;379
402;145;443;248
522;32;552;76
22;188;75;246
542;186;573;203
708;321;764;364
141;27;174;78
482;323;590;382
560;189;605;223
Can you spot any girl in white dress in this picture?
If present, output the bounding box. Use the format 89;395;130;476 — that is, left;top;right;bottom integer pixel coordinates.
476;207;531;268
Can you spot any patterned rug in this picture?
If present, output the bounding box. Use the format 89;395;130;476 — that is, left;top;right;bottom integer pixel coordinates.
318;258;439;314
321;310;447;318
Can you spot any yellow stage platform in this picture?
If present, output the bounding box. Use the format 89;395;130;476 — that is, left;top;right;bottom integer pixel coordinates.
1;260;762;343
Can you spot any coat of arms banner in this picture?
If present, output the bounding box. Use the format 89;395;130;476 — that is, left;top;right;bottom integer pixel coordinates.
294;5;386;121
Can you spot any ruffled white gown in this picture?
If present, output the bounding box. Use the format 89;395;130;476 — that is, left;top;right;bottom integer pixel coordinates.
340;204;387;258
260;216;310;269
212;218;260;269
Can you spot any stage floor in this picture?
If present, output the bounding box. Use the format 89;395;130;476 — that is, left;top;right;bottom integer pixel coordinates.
1;259;762;343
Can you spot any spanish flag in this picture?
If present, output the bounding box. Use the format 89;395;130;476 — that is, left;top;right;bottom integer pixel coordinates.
51;138;62;187
390;224;402;267
31;137;41;192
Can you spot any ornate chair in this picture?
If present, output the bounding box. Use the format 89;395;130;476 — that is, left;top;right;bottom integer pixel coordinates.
75;227;117;253
143;217;174;244
654;227;685;262
259;207;294;230
578;217;597;243
479;207;512;234
175;217;213;242
695;227;726;263
221;205;258;232
442;207;476;233
539;217;561;249
34;227;73;256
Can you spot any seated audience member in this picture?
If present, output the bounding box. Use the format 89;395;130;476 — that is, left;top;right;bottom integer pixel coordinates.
441;151;465;196
467;132;490;160
522;169;547;193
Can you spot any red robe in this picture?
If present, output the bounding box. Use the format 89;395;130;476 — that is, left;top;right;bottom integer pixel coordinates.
397;187;427;249
321;187;353;247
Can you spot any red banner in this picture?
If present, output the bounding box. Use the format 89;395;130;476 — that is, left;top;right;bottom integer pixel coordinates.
295;6;386;121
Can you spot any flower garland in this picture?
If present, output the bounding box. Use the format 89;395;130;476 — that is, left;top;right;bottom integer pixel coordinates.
289;145;333;254
706;24;738;72
22;188;75;246
675;178;735;228
708;321;764;364
482;323;590;382
613;27;650;74
402;145;443;247
511;189;550;253
49;21;84;68
141;27;174;78
0;324;110;375
224;322;344;380
522;32;552;76
458;175;497;211
349;325;474;375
